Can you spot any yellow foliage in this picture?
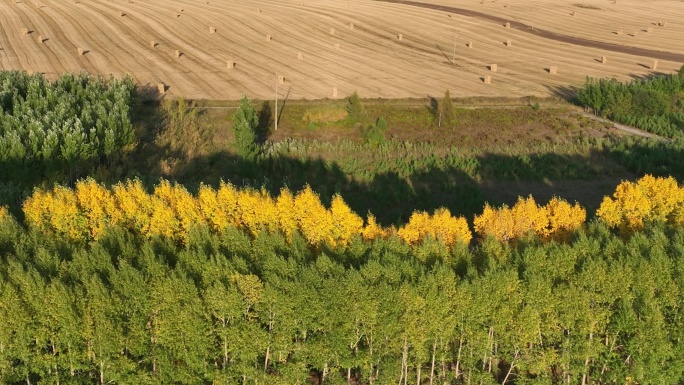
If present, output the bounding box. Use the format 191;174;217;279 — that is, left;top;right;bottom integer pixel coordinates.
216;182;240;228
111;179;153;235
546;197;586;241
361;213;387;241
597;175;684;232
74;179;117;239
293;186;333;246
22;185;88;241
0;206;8;221
398;208;471;247
474;196;585;243
152;181;202;242
329;194;364;248
20;179;395;248
275;187;298;240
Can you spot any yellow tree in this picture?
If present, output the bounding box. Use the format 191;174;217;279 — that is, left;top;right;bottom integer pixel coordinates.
293;186;333;246
597;175;684;232
329;194;364;248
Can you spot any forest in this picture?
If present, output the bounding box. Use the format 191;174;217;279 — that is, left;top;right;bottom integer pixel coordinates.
2;70;684;384
576;66;684;138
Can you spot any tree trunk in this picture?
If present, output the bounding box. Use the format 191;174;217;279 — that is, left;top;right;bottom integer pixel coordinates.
429;339;437;385
501;349;518;385
581;332;593;385
100;360;104;385
416;365;421;385
347;367;351;384
264;345;270;373
455;337;464;380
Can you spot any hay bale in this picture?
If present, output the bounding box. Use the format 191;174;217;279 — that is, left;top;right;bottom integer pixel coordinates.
651;60;658;71
174;50;181;58
334;43;340;50
37;35;45;43
505;22;510;28
257;8;262;13
633;30;638;36
330;28;335;35
175;13;180;18
549;66;557;75
278;75;284;84
77;47;85;55
332;87;338;97
297;52;303;60
177;7;183;12
617;29;623;35
570;11;575;16
398;33;403;41
266;34;271;42
119;11;125;17
467;41;473;48
601;56;607;64
21;28;29;35
150;40;157;48
349;22;354;30
227;60;235;69
484;75;491;84
209;26;217;34
157;83;165;94
505;39;512;46
646;26;653;33
489;64;497;72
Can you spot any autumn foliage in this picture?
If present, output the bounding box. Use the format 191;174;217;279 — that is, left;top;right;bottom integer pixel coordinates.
22;179;396;248
597;174;684;233
473;196;586;242
397;208;472;247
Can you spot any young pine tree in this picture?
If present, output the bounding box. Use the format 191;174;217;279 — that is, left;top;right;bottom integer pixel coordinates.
440;89;455;126
233;95;259;160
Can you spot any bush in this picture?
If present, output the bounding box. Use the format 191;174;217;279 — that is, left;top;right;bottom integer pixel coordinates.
346;91;365;124
360;117;387;146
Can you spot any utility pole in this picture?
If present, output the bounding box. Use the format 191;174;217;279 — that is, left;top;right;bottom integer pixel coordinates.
275;73;278;130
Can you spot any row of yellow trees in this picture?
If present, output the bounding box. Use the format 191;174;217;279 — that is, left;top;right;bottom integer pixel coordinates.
12;175;681;248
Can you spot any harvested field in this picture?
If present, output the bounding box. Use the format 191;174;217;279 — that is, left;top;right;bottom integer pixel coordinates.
0;0;681;99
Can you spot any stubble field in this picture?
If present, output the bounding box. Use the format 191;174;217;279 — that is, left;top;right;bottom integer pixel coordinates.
0;0;682;100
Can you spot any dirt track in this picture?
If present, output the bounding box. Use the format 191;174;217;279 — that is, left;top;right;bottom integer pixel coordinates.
380;0;684;63
0;0;682;100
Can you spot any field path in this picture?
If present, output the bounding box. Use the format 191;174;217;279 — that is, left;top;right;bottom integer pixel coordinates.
379;0;684;63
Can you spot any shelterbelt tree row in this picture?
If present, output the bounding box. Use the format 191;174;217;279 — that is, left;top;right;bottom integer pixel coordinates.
0;175;683;384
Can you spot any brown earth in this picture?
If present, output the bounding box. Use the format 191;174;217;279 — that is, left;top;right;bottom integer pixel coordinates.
0;0;682;100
